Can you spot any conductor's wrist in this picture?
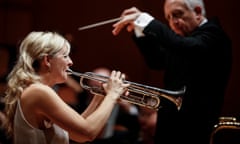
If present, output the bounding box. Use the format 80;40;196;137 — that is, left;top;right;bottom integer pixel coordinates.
134;12;154;37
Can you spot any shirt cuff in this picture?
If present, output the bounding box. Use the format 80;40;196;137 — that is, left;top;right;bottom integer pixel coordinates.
134;12;154;37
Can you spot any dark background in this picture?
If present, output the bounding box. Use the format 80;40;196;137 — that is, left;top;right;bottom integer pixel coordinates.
0;0;239;117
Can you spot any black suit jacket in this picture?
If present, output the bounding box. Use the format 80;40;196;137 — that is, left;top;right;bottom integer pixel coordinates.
133;17;232;144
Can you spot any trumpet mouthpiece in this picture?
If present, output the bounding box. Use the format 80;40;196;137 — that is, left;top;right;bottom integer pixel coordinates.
66;69;73;75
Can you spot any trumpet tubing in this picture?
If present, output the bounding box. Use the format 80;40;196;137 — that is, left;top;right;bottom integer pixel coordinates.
67;69;185;111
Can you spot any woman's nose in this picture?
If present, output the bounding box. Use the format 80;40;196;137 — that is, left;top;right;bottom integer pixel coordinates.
68;57;73;66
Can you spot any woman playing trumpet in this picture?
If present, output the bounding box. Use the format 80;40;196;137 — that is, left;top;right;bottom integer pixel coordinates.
3;31;129;144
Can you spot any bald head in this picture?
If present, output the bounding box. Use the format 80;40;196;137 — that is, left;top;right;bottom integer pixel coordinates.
88;67;111;87
93;67;111;77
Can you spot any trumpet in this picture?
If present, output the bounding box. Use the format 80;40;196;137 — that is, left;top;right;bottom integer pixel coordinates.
67;69;185;111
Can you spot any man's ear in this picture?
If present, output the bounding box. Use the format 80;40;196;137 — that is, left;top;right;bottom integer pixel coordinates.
194;6;202;15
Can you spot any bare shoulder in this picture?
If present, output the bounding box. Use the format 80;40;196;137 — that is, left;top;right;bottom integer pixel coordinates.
21;83;60;108
22;83;56;98
20;83;64;127
27;83;54;92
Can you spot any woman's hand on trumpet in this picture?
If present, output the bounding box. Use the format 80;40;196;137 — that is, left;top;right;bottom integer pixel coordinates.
103;70;130;101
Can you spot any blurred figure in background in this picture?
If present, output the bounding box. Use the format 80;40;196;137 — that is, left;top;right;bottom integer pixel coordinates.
135;107;157;144
89;67;140;144
89;67;118;141
0;97;12;144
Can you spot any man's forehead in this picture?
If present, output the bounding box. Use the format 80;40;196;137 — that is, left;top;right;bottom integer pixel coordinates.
164;0;189;13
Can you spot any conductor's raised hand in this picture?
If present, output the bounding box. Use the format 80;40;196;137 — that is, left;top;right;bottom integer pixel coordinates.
112;7;142;35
